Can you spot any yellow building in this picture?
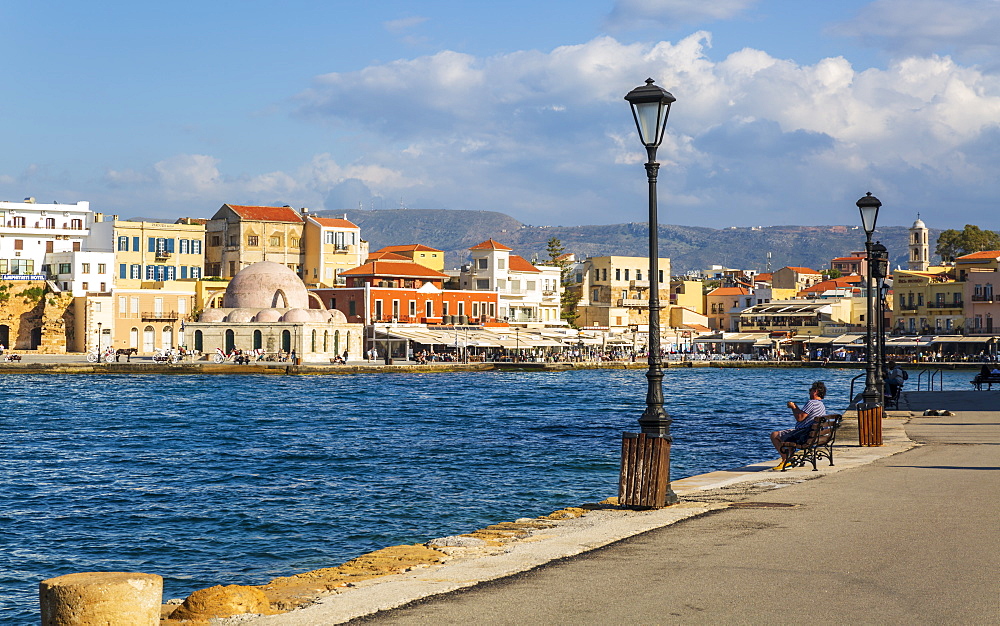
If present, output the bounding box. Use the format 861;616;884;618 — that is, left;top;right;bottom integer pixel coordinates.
86;216;207;354
576;255;670;329
372;244;445;272
205;204;304;278
670;279;705;314
302;215;367;288
892;270;964;334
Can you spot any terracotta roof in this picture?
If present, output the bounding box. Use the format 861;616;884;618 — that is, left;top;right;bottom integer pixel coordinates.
707;287;749;296
682;324;711;332
224;204;303;223
755;273;773;282
802;278;859;294
366;251;411;261
377;244;443;253
311;217;358;229
782;266;821;274
340;260;449;279
508;255;541;273
831;256;865;262
469;238;513;251
956;250;1000;261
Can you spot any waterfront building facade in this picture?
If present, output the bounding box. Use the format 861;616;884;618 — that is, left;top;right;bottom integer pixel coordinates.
0;198;92;278
705;286;751;331
458;239;562;325
830;253;866;276
958;250;1000;335
87;215;206;283
301;214;366;288
205;204;303;278
315;256;498;325
575;255;670;330
737;298;854;336
892;270;964;334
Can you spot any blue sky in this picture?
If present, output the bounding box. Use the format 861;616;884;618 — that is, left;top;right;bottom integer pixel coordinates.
3;0;1000;230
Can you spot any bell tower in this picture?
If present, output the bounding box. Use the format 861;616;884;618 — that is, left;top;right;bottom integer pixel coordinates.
908;214;929;271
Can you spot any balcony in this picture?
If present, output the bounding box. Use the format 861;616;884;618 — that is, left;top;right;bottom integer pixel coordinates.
971;294;996;302
154;250;171;260
898;304;919;311
629;280;649;288
927;301;963;309
141;311;186;322
617;298;647;307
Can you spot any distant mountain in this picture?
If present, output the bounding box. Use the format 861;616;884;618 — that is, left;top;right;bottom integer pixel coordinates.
323;208;932;274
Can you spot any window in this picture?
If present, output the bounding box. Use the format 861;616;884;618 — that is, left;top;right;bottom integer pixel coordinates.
602;268;607;281
290;238;299;248
658;270;664;283
191;240;202;254
478;258;488;270
212;236;221;246
82;263;91;273
497;279;506;290
409;300;416;317
270;236;281;247
476;279;490;289
349;300;357;317
118;296;126;314
179;239;190;254
71;219;83;229
228;235;238;246
615;269;621;281
527;281;536;291
13;216;25;227
82;282;89;290
73;242;81;251
14;239;23;250
425;300;433;318
120;264;127;279
593;269;599;281
247;236;259;246
392;300;400;318
472;302;480;317
374;300;383;319
130;264;141;279
637;270;643;281
98;263;106;274
592;288;600;301
58;263;71;274
131;297;139;315
190;267;201;279
624;269;630;280
181;266;188;279
497;258;505;270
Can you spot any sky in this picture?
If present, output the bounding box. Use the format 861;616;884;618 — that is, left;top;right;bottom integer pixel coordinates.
3;0;1000;230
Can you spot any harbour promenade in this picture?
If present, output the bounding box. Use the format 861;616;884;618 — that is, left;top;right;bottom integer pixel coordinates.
237;390;999;625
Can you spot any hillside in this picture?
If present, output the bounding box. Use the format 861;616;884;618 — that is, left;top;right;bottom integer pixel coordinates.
324;208;928;274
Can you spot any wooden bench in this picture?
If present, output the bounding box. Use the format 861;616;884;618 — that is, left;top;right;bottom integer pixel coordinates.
971;373;1000;390
778;414;844;471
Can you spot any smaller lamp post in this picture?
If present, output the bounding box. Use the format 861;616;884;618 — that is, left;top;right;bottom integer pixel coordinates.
857;192;882;406
96;321;102;357
871;241;889;398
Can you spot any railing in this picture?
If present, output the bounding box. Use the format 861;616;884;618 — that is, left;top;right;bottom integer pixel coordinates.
971;294;995;302
927;301;963;308
898;304;919;311
617;298;646;307
916;368;943;391
141;311;185;321
849;372;866;406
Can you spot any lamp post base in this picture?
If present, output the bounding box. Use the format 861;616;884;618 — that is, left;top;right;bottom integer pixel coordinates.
619;432;678;508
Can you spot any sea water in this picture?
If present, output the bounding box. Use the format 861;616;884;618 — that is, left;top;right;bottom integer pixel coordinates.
0;367;971;621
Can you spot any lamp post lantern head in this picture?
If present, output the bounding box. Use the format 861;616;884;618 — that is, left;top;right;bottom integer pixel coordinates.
857;192;882;237
871;240;889;279
625;78;676;149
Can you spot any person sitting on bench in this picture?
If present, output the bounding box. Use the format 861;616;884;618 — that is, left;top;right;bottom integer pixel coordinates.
770;381;827;471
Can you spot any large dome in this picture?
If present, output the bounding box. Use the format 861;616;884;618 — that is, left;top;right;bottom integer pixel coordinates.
223;261;310;309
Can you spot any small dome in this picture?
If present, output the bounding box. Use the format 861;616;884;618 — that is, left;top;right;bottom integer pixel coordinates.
224;261;310;309
328;309;347;323
253;309;283;323
912;217;926;229
280;308;313;323
225;308;258;323
199;308;227;323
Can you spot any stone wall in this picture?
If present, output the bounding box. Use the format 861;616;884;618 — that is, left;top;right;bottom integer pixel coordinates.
0;281;73;352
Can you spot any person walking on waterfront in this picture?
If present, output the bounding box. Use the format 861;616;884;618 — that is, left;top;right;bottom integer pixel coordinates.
770;381;827;470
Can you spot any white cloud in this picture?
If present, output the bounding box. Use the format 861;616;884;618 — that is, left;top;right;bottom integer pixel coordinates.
383;16;428;33
832;0;1000;65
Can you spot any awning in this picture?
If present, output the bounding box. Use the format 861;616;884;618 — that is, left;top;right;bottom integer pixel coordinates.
800;336;836;344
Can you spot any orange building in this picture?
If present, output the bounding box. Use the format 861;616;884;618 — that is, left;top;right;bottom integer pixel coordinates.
705;286;751;331
312;256;498;325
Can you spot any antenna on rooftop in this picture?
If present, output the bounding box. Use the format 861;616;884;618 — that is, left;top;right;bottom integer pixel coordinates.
766;251;772;272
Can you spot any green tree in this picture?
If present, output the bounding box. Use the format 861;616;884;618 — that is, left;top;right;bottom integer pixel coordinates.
545;237;580;326
821;268;842;279
935;225;1000;262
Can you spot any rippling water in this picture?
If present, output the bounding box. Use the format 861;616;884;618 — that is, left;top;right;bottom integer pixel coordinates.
0;367;971;621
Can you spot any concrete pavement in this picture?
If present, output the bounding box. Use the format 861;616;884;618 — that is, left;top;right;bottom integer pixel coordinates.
234;390;999;625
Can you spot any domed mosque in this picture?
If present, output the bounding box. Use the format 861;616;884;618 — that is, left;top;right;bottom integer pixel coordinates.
185;261;362;362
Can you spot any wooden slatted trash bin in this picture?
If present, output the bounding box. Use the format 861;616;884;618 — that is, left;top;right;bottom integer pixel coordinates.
857;402;883;447
39;572;162;625
619;432;676;508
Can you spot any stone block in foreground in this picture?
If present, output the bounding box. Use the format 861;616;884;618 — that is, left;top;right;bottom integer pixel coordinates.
39;572;162;625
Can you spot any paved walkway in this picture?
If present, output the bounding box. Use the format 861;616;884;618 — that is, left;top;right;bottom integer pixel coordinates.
247;390;999;625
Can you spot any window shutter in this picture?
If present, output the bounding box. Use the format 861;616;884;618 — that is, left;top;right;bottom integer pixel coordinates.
167;238;175;253
119;264;127;279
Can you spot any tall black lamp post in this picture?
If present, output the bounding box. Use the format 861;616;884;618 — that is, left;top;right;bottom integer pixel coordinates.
871;242;889;398
619;78;677;508
857;192;882;406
